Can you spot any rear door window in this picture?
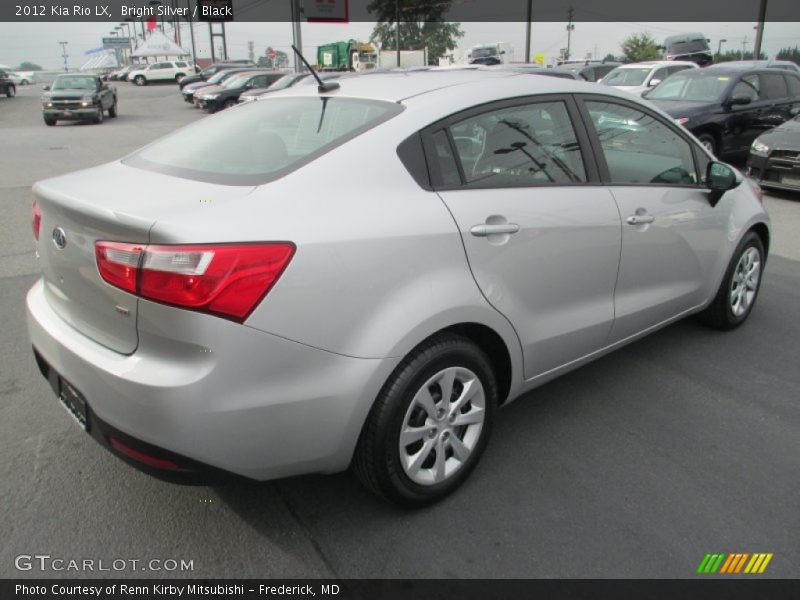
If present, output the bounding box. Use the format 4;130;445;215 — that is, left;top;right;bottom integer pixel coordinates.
446;100;586;187
786;75;800;97
760;73;788;100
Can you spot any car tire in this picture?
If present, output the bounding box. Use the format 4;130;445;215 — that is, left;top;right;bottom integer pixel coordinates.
698;231;765;330
223;98;237;110
21;79;29;86
697;133;718;157
43;117;56;126
108;99;117;117
353;333;497;507
133;75;146;86
93;106;104;124
6;85;15;98
175;73;185;82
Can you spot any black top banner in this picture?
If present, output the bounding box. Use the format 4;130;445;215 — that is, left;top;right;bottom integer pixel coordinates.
4;579;800;600
2;0;799;22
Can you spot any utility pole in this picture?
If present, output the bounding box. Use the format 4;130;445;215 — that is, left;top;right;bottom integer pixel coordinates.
741;35;748;60
524;0;532;63
291;0;303;72
717;38;727;58
395;0;401;67
58;41;69;72
565;7;575;61
185;0;197;67
753;0;767;61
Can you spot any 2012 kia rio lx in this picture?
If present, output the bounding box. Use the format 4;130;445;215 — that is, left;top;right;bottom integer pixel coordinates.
26;70;770;506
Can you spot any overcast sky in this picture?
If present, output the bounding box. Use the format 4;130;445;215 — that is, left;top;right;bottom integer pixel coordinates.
1;20;798;70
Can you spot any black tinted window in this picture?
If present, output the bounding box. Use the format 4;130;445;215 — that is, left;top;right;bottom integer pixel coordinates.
731;75;761;102
449;101;586;186
587;101;697;186
761;73;788;99
786;75;800;97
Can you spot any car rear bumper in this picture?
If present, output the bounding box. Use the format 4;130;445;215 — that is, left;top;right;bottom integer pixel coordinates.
26;279;399;482
747;152;800;191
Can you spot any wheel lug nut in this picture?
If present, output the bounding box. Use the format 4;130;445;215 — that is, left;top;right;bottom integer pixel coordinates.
448;414;455;423
428;429;436;438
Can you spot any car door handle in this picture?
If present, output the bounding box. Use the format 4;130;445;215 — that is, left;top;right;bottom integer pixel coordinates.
470;223;520;237
626;215;655;225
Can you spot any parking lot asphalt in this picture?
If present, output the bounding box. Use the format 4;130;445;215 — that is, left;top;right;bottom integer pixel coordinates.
1;82;798;579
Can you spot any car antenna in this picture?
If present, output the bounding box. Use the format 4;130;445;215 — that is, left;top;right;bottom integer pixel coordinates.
291;45;340;93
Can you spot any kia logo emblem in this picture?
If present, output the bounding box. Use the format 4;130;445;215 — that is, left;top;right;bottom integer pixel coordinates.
52;227;67;250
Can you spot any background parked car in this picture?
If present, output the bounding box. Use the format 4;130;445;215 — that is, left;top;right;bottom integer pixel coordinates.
129;61;192;86
645;65;800;157
195;71;283;112
238;73;308;103
181;67;256;104
0;69;16;97
499;64;582;80
747;113;800;192
9;71;34;85
41;74;117;126
554;60;622;82
602;61;698;95
178;60;256;90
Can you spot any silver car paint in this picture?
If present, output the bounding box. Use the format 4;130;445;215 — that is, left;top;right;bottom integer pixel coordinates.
27;71;769;480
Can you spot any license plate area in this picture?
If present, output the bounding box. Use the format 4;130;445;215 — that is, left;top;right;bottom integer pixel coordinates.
63;109;72;116
781;175;800;186
59;377;88;431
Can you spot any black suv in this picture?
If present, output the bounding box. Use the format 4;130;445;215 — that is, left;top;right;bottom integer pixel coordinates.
42;74;117;126
645;65;800;158
179;61;256;90
195;71;284;112
0;69;16;98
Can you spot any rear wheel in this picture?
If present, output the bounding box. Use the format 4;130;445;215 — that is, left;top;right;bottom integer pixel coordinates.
175;73;185;82
353;333;497;506
133;75;146;86
698;231;765;329
697;133;717;156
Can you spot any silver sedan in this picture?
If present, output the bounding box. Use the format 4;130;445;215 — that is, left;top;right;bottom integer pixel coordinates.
27;70;769;505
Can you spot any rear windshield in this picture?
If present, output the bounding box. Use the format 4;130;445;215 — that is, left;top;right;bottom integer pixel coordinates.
668;40;709;54
124;97;402;185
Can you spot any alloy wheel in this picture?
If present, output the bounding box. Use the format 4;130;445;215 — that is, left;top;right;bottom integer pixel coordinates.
399;366;486;486
730;247;761;317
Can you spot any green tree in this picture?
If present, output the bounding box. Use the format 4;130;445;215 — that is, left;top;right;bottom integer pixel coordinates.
603;53;616;62
775;46;800;64
714;49;767;63
368;0;463;64
620;33;661;62
16;61;42;71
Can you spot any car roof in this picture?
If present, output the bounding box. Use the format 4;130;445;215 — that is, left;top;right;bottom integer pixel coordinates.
705;61;799;71
615;61;697;68
694;65;791;76
270;68;612;103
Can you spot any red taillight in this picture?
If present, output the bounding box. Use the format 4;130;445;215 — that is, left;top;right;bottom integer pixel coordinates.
109;437;179;471
95;241;295;322
32;200;42;241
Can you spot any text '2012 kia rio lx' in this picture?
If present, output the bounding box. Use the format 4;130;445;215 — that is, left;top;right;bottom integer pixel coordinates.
27;70;770;506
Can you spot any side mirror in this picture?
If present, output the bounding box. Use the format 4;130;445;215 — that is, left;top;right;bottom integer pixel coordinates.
729;95;752;106
706;161;740;204
42;84;50;91
649;78;662;87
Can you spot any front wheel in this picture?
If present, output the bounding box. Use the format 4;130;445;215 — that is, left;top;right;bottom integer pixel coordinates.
133;75;146;86
108;99;117;117
93;105;104;124
6;85;15;98
353;333;497;507
698;231;765;330
43;117;56;126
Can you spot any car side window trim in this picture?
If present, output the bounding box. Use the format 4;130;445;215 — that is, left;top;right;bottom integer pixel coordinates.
419;93;601;191
573;93;706;189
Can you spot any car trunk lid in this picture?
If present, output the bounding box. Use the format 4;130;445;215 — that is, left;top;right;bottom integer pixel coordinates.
34;161;255;354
